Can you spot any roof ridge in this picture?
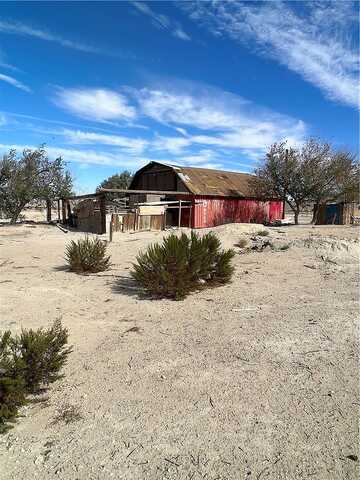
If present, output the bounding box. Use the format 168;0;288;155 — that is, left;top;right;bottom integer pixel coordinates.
152;161;253;176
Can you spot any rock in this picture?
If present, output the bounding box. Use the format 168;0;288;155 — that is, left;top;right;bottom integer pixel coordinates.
346;455;358;462
34;455;44;465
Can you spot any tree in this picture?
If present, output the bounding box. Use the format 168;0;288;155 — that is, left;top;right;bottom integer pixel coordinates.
254;141;309;225
254;139;359;225
0;146;73;223
97;171;132;192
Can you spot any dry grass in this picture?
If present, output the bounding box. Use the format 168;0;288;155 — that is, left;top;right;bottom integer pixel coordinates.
52;404;82;425
256;229;270;236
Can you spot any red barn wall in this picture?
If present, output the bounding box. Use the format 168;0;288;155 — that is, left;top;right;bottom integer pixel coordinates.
190;196;283;228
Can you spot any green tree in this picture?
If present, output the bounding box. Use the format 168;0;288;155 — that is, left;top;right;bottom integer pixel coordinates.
96;171;133;200
0;146;73;223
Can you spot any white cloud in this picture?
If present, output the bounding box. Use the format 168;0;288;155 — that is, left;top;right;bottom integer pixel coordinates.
61;129;148;154
0;142;152;169
173;27;191;41
152;135;192;154
134;88;241;130
182;1;359;108
4;79;310;175
0;49;19;72
132;1;170;29
177;149;221;166
53;88;137;122
0;19;104;55
0;113;7;126
132;1;191;41
0;73;31;92
133;84;307;155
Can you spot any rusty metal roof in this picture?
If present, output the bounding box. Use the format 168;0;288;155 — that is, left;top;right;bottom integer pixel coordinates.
171;165;256;197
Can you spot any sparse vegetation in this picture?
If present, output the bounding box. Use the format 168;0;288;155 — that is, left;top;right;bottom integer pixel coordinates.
13;320;72;394
131;231;235;300
236;238;249;249
0;320;72;433
0;332;27;433
256;230;270;237
52;403;82;425
65;236;110;274
279;243;291;251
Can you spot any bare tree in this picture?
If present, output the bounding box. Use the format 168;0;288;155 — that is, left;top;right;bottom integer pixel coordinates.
254;139;359;225
254;142;309;224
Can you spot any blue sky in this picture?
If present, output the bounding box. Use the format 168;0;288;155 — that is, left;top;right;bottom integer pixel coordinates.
0;1;358;193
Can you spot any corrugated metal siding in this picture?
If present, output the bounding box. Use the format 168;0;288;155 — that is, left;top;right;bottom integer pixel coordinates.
269;201;284;221
192;196;283;228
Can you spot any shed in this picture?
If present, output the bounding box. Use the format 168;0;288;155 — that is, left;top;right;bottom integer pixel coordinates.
130;162;284;228
315;202;360;225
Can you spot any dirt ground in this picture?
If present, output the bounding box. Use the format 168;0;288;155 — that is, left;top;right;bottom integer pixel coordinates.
0;221;359;480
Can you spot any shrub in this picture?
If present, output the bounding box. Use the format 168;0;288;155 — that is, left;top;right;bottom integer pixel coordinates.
236;238;249;249
65;236;110;273
0;320;72;433
12;320;72;394
131;231;235;300
0;332;27;434
256;229;270;236
131;233;193;300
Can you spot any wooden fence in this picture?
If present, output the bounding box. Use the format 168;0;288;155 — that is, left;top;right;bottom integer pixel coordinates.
109;212;165;240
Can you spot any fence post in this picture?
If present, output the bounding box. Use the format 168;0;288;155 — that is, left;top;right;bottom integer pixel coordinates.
61;199;67;224
109;214;114;242
99;194;106;234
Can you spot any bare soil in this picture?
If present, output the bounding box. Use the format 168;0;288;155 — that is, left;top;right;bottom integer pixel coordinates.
0;221;359;480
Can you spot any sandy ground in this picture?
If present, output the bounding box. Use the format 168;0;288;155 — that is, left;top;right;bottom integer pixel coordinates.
0;221;359;480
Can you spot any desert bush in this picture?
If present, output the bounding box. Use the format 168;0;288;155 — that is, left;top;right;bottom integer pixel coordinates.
0;320;72;433
256;229;270;236
0;332;27;433
131;231;235;300
12;319;72;394
236;238;249;249
65;236;110;273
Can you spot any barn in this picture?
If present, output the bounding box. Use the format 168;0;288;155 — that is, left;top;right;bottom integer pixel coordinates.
129;161;284;228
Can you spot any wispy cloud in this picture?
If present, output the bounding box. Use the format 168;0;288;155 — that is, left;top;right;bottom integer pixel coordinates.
0;73;32;92
132;1;191;41
6;78;308;172
152;135;192;154
0;142;152;169
182;1;359;108
133;83;307;156
61;129;148;154
0;19;112;55
46;80;308;167
0;48;20;72
53;88;137;122
172;26;191;42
